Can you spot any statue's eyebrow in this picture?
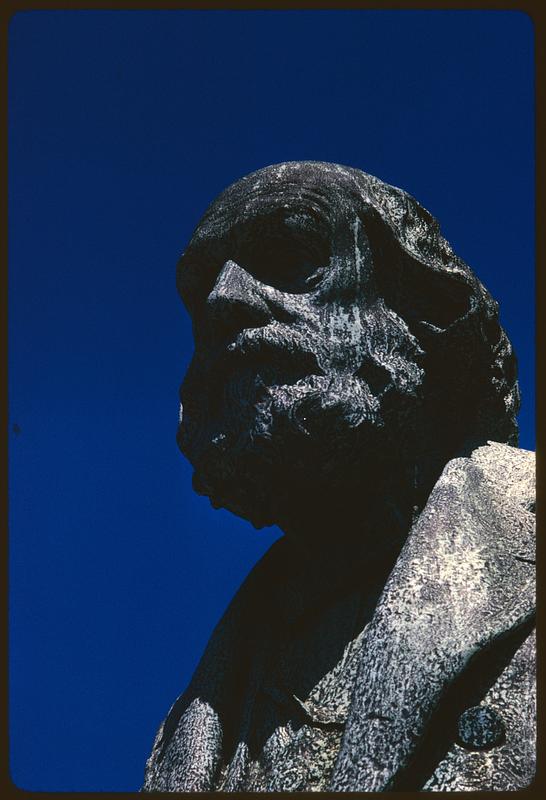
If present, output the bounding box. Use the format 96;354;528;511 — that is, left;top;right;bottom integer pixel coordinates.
231;207;332;252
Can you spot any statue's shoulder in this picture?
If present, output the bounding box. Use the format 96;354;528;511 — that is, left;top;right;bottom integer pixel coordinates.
443;440;535;514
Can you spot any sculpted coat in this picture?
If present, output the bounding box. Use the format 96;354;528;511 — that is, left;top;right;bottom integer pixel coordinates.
142;163;535;792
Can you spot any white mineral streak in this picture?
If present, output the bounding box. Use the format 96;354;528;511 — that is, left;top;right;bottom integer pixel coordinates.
352;216;373;288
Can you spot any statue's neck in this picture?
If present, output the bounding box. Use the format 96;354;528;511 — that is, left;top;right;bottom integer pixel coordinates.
272;445;461;588
278;486;415;591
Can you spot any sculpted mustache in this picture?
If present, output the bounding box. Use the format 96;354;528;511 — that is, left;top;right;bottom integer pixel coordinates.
209;326;324;382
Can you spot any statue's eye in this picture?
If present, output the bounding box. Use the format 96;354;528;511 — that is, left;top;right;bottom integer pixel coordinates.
371;233;473;331
235;234;330;294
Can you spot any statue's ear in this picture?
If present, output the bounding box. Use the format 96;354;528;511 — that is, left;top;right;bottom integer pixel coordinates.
366;213;475;333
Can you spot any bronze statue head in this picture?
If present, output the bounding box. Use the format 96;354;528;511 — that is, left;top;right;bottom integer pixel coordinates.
176;162;518;529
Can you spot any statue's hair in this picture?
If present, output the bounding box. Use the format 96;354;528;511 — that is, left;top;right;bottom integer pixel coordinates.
344;164;520;447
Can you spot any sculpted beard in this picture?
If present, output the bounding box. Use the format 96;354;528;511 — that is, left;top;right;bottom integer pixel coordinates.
178;325;426;529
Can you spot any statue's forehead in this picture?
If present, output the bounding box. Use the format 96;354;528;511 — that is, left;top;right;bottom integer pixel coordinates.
192;168;368;248
193;197;319;250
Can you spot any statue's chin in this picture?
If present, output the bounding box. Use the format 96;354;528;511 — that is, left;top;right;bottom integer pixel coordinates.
180;379;400;530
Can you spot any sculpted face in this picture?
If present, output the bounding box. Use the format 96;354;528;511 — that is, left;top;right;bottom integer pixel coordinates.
176;163;428;528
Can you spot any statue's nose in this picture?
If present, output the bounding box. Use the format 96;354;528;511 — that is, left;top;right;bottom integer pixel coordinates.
206;260;273;334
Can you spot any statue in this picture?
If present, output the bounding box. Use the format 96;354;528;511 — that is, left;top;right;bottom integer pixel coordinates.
142;162;535;792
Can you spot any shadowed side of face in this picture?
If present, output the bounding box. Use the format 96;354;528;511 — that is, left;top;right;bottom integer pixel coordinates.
175;163;428;529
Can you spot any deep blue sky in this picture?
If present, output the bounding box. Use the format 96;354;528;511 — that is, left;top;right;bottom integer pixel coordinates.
8;10;534;792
